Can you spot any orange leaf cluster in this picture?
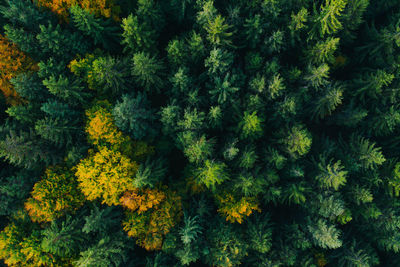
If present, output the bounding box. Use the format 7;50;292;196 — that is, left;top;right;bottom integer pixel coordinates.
0;35;37;105
24;167;85;223
35;0;121;21
216;192;261;224
120;188;166;213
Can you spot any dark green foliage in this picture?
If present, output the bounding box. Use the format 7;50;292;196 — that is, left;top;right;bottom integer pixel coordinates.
112;92;157;140
131;52;165;92
41;216;84;257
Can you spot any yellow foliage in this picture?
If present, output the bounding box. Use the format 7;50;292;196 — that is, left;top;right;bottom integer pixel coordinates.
0;34;37;105
0;212;60;267
120;188;166;213
75;146;139;206
24;167;85;223
85;101;129;147
122;189;182;251
35;0;121;21
216;192;261;224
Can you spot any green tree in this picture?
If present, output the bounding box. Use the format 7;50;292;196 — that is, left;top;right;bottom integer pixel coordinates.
195;160;229;190
112;92;157;140
131;52;165;92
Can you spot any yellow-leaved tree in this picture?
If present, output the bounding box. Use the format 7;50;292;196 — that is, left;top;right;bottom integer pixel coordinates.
25;167;85;223
75;146;139;206
216;192;260;223
0;34;37;105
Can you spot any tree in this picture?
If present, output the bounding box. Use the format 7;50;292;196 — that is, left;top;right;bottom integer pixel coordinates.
121;14;157;54
0;129;61;169
0;170;35;216
34;117;81;147
10;73;49;102
350;135;386;170
318;0;348;36
308;219;343;249
131;52;165;92
0;34;37;104
195;160;229;190
84;101;131;149
0;212;63;266
205;14;234;47
75;235;129;267
312;83;343;120
308;37;340;64
82;205;122;234
315;157;348;190
247;214;273;254
75;146;139;206
205;219;248;267
209;73;239;104
25;167;85;222
86;56;131;95
216;192;260;224
112;92;157;140
238;111;264;140
41;216;84;257
42;75;90;103
70;5;120;50
280;125;312;158
122;189;182;251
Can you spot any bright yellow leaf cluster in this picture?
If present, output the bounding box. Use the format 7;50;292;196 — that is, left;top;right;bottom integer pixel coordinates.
0;34;37;105
35;0;120;21
216;192;261;224
85;101;129;147
75;146;139;206
24;167;85;223
122;189;182;251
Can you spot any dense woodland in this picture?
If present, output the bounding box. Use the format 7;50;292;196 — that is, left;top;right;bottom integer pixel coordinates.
0;0;400;266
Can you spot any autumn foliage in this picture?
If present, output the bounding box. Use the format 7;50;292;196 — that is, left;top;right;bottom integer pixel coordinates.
75;146;139;206
122;189;182;251
216;192;260;224
0;35;36;105
24;167;85;223
35;0;121;21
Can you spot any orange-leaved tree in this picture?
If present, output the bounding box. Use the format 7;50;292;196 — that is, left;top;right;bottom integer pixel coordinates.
35;0;121;21
75;146;139;206
122;188;182;251
216;192;261;223
120;188;166;213
0;35;37;105
24;167;85;223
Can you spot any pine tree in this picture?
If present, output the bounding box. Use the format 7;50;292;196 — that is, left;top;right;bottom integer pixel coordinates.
0;129;61;169
42;75;90;103
41;216;84;257
315;157;348;190
112;92;157;140
70;5;120;50
75;235;129;267
308;219;343;249
131;52;165;92
195;160;229;190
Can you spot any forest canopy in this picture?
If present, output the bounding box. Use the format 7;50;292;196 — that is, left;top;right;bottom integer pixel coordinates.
1;0;400;266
